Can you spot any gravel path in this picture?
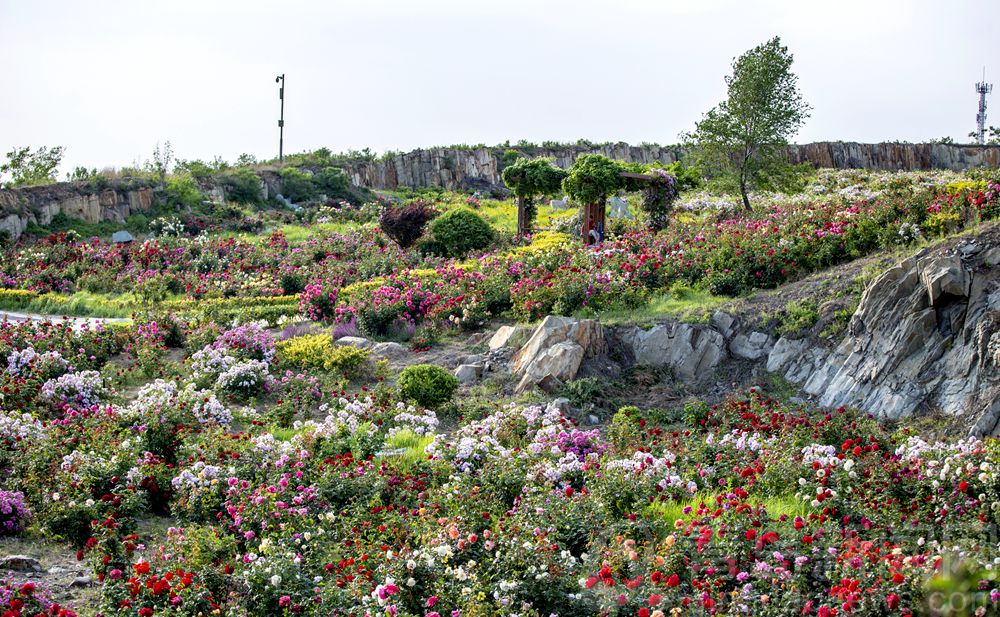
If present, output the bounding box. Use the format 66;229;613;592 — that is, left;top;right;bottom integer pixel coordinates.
0;311;129;330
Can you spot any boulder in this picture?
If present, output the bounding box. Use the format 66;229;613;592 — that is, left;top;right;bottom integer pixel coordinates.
0;555;41;572
621;323;726;380
454;364;483;385
371;342;406;357
730;331;774;361
764;242;1000;432
488;325;528;351
511;316;605;393
335;336;373;349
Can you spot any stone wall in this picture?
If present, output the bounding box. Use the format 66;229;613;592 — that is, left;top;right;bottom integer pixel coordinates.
343;142;1000;191
0;183;155;240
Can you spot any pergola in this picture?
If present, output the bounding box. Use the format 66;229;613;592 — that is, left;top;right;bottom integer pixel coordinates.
581;171;657;246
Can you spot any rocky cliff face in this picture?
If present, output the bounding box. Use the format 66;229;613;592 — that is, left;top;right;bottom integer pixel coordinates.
768;232;1000;435
503;228;1000;435
0;183;155;239
344;142;1000;191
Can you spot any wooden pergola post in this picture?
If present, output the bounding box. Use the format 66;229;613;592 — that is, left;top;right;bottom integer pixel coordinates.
516;195;528;236
582;201;605;246
580;172;656;246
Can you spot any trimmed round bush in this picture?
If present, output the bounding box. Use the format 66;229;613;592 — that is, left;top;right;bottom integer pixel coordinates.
397;364;458;408
428;208;495;257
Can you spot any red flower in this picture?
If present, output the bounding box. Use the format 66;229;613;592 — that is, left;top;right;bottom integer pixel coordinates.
745;529;758;541
886;593;900;610
19;582;35;596
665;574;680;588
649;594;662;606
139;609;154;617
958;481;969;493
134;562;150;575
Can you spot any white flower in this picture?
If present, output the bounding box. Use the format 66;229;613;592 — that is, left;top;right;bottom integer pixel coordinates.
270;574;281;587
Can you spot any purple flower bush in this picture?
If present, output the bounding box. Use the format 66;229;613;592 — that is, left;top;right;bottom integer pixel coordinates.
0;490;30;536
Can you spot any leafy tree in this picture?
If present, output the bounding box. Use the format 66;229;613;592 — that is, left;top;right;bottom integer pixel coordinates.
0;146;64;188
501;157;567;235
145;141;173;186
66;166;99;183
234;153;258;168
684;36;810;210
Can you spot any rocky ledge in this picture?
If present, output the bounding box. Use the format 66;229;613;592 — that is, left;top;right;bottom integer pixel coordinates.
495;229;1000;435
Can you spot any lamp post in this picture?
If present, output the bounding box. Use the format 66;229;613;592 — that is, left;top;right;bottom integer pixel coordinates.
275;74;285;162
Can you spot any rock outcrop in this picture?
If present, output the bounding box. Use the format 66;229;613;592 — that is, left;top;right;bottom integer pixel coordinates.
499;230;1000;435
618;323;726;380
343;142;1000;191
0;183;155;240
512;316;606;393
768;238;1000;434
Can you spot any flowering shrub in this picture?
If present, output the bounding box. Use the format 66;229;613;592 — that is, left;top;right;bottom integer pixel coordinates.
0;580;76;617
40;370;110;410
0;490;30;536
215;359;271;398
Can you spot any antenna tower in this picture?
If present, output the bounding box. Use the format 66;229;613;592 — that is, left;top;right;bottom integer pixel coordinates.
975;68;992;145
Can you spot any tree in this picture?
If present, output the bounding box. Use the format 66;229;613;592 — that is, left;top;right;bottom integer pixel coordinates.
146;141;173;186
0;146;64;188
685;36;810;210
501;157;567;235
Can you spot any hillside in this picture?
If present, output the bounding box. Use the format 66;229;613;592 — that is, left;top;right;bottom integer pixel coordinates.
1;166;999;615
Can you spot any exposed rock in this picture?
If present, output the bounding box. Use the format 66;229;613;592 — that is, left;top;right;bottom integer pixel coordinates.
69;576;92;588
0;555;41;571
511;316;606;393
0;183;156;240
371;342;406;357
551;397;572;413
342;142;1000;192
335;336;373;349
515;340;585;394
730;331;775;361
454;364;483;385
489;325;529;351
710;311;736;339
763;241;1000;430
620;323;726;380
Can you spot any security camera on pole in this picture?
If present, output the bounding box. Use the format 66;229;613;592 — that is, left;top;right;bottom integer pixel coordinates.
276;74;285;162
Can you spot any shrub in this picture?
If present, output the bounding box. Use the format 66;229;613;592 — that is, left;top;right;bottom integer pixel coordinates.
314;166;350;198
397;364;458;408
427;208;495;257
221;168;263;204
0;490;30;536
278;167;316;203
379;201;436;248
165;174;203;209
278;334;370;380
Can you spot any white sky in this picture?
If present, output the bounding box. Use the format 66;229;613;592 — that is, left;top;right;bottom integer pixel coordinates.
1;0;998;174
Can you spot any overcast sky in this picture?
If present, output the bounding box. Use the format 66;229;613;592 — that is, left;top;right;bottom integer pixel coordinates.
2;0;998;174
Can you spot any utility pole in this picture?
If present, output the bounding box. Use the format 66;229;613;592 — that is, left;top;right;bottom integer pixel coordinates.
275;73;285;161
975;68;992;145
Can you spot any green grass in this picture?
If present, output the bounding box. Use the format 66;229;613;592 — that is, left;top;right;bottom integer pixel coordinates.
645;493;810;525
377;429;434;469
0;290;135;318
576;290;730;325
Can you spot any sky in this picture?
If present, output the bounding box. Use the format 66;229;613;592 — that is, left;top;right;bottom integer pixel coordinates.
1;0;999;175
